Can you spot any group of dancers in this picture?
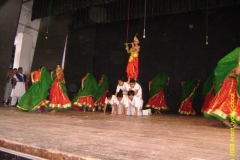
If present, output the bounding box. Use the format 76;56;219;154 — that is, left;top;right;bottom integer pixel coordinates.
3;35;240;127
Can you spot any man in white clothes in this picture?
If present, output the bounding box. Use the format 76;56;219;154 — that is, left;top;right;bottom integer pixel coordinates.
104;92;118;115
128;79;142;99
115;77;129;97
116;90;129;115
126;90;143;116
10;67;26;106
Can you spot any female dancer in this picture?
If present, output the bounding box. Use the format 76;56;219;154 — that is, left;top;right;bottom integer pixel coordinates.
178;76;200;115
17;66;52;111
201;73;215;113
125;35;140;82
146;72;170;114
94;75;109;110
49;64;71;110
204;48;240;128
72;73;98;111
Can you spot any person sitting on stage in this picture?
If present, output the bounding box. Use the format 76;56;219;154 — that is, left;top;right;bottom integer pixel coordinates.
104;91;117;115
127;90;143;116
115;77;129;97
128;79;142;99
10;67;26;106
116;90;129;116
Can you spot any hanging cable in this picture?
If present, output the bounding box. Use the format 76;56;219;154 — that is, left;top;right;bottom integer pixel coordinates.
46;0;53;39
206;0;208;45
126;0;130;43
143;0;146;38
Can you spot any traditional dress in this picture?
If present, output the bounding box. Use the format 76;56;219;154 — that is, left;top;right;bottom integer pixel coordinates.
129;82;142;99
116;82;129;96
201;73;215;113
49;69;71;109
11;72;26;105
72;73;98;111
116;96;128;115
146;72;169;111
204;48;240;124
104;95;117;114
17;67;52;111
178;76;198;115
94;75;109;108
126;96;143;116
126;47;139;80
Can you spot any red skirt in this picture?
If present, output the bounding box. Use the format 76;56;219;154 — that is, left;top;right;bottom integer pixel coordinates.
72;96;95;111
95;92;107;107
146;91;168;110
201;90;214;112
126;58;138;79
204;77;240;121
49;81;71;109
178;98;196;115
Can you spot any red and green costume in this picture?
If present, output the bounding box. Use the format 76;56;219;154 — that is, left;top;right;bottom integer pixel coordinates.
94;75;109;107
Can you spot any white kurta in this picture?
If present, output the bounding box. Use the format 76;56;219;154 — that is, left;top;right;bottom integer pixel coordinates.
105;95;117;113
11;74;25;97
126;96;143;116
128;83;142;99
116;96;128;114
116;82;129;95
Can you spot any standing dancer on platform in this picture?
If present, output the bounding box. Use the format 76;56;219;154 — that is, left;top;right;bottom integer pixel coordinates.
146;72;170;114
94;75;109;111
17;66;52;112
10;67;26;106
178;76;200;115
3;68;13;106
72;73;98;112
49;64;71;111
201;73;215;113
125;35;140;82
115;77;129;97
204;48;240;128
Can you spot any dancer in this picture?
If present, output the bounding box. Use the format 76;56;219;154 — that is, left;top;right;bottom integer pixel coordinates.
178;76;200;115
201;73;215;113
115;77;129;96
49;64;71;110
146;72;170;114
94;75;109;110
17;66;52;111
72;73;98;111
204;48;240;128
103;92;117;115
127;90;143;116
125;35;140;82
10;67;26;106
128;79;142;99
116;90;129;115
3;68;13;106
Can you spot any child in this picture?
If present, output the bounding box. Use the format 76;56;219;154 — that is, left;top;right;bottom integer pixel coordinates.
104;92;117;115
115;77;129;96
129;79;142;99
127;90;143;116
116;90;129;116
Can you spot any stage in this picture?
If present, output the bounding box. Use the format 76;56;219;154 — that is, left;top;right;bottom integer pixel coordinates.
0;106;239;160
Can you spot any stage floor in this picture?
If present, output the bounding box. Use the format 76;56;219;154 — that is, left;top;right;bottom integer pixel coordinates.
0;106;239;160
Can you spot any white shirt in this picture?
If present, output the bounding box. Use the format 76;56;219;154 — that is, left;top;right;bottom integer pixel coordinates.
116;82;129;94
105;95;117;106
128;83;142;99
126;96;142;108
116;96;128;107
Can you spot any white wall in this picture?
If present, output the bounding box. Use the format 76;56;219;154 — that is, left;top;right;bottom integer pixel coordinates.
13;1;40;74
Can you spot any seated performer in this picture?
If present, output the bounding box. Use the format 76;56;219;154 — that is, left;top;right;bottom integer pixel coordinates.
178;76;200;115
17;66;52;112
10;67;26;106
127;90;143;116
201;73;215;113
49;64;71;110
125;35;140;82
115;77;129;96
94;75;109;111
103;92;117;115
204;48;240;128
128;79;142;99
72;73;98;112
146;72;170;114
116;90;129;115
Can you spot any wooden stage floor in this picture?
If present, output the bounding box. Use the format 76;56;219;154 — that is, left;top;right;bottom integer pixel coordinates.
0;106;239;160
